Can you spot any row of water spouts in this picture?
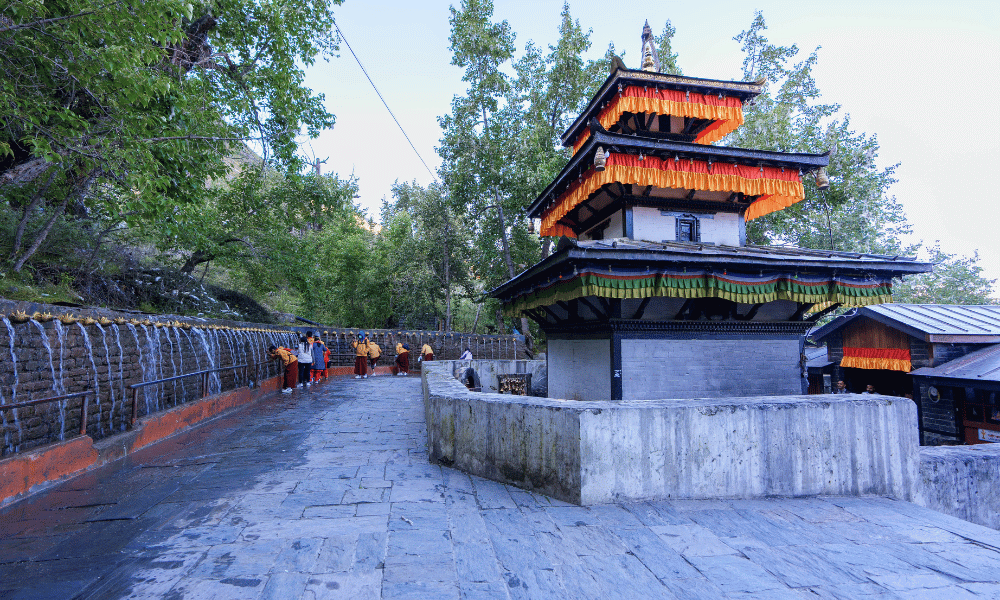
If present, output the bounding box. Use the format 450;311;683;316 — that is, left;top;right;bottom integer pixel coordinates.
0;311;296;455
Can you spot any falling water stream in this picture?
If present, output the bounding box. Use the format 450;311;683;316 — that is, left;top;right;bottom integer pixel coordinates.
164;327;178;404
30;320;64;439
95;324;113;437
75;323;101;436
140;326;162;412
193;329;220;394
173;328;188;402
1;317;17;452
125;323;148;415
111;324;125;431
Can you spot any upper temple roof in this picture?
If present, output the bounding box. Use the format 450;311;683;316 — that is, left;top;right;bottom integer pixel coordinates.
561;67;765;149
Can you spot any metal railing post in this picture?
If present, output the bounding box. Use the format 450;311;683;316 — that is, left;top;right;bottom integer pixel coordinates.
79;393;89;436
131;386;139;427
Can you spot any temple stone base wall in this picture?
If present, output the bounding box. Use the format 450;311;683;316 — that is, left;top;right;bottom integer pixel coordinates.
423;361;921;505
621;338;802;399
548;339;610;400
919;445;1000;530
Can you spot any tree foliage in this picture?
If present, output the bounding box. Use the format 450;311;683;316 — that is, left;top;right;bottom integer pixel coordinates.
728;12;911;255
893;245;997;305
0;0;340;270
725;12;993;302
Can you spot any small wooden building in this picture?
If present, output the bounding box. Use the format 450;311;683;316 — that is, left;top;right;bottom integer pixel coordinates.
912;346;1000;445
810;304;1000;444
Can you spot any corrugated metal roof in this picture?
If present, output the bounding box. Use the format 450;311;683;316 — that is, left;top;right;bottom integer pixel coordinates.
912;344;1000;382
810;304;1000;344
866;304;1000;337
804;346;834;369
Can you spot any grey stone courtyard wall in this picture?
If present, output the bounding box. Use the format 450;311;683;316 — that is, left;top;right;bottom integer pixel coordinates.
919;444;1000;530
0;299;518;457
621;338;803;399
423;361;922;505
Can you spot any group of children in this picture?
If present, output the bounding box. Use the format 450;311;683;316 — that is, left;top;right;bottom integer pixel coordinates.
267;330;438;392
267;330;330;394
350;332;434;379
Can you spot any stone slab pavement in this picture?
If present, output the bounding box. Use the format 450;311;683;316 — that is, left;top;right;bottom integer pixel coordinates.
2;375;1000;599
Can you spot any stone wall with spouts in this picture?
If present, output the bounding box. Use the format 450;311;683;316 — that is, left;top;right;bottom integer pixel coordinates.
0;299;522;457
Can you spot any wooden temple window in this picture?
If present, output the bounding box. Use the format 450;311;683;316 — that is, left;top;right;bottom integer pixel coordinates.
676;214;700;242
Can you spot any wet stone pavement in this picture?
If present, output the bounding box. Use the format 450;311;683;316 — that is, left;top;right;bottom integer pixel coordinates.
3;376;1000;599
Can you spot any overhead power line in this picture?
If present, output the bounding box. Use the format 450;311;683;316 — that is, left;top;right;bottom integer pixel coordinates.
333;21;438;182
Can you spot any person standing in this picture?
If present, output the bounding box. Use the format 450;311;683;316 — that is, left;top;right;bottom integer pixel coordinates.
268;345;298;393
322;340;331;380
311;337;327;383
460;347;473;360
297;335;313;387
395;343;410;376
421;342;434;363
352;332;370;379
833;380;849;394
368;339;382;374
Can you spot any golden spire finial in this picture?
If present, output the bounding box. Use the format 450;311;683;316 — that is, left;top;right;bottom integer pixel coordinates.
641;20;659;72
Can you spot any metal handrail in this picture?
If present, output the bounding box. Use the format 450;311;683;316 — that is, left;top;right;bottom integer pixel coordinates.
0;391;92;436
127;361;276;426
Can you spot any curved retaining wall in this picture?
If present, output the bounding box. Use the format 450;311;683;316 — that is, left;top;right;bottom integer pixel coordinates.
919;445;1000;530
423;361;921;505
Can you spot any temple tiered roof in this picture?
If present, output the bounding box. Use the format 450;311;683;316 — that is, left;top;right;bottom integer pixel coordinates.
493;238;930;317
563;67;765;150
529;125;830;238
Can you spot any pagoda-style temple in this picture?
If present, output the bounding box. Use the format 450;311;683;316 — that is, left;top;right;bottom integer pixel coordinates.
491;24;931;401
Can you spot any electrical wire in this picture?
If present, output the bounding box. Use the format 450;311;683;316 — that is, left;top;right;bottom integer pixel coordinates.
333;21;438;182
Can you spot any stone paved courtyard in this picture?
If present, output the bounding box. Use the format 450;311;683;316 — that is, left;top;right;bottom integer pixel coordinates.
2;375;1000;599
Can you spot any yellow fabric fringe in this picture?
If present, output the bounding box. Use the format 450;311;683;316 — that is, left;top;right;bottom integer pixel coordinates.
840;356;912;373
540;164;804;237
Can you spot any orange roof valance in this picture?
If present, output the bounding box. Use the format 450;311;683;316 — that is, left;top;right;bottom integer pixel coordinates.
539;153;805;237
842;347;912;372
570;86;745;153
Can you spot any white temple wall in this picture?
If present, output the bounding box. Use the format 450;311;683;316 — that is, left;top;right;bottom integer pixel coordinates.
620;338;802;399
548;338;611;401
632;206;672;241
606;209;624;238
632;207;741;246
699;212;741;246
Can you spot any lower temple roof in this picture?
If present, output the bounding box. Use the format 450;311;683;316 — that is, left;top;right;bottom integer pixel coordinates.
491;238;932;316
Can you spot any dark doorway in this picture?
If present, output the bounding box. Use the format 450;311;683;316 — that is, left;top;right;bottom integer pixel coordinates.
842;367;912;396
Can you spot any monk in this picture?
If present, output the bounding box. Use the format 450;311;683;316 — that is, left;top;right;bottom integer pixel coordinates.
268;345;298;393
395;343;410;376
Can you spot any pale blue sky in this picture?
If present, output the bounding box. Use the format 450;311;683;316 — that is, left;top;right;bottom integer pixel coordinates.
303;0;1000;290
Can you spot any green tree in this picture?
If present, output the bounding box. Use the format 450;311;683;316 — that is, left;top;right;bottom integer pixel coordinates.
438;0;533;339
0;0;340;271
440;1;609;343
655;20;682;75
385;181;471;330
728;12;912;256
511;2;605;225
893;245;997;305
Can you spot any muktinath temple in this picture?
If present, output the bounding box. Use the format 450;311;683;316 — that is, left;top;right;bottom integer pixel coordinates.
491;22;931;401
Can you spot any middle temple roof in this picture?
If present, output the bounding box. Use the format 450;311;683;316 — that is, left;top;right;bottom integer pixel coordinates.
528;125;831;238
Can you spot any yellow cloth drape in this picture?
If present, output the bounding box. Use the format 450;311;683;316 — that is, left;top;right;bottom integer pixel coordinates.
540;153;804;237
841;356;912;372
569;86;745;153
